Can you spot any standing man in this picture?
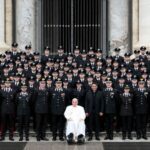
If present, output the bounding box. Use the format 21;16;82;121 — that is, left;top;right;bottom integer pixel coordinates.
102;78;117;140
119;85;133;140
72;80;85;107
16;84;31;141
35;78;49;141
85;83;103;141
133;79;149;140
51;79;66;141
0;79;16;141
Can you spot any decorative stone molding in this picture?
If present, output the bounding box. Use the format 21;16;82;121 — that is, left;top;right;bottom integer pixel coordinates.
108;0;129;56
16;0;35;50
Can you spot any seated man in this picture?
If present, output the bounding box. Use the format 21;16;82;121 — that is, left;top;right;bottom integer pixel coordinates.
64;98;86;144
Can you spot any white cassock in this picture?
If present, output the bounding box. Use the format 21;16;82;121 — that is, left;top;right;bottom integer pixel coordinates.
64;105;86;138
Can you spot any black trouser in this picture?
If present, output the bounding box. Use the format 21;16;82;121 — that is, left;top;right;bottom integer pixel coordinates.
87;113;100;137
121;116;132;136
36;113;47;138
116;105;121;132
1;113;15;138
48;112;52;131
116;114;121;132
31;112;36;130
136;114;147;136
105;114;114;137
18;114;30;138
31;102;36;130
52;114;64;138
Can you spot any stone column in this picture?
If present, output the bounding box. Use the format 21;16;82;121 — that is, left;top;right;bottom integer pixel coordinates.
108;0;129;55
5;0;13;46
16;0;35;50
0;0;10;52
139;0;150;46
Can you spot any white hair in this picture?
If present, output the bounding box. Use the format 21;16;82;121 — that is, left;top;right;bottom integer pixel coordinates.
72;98;78;102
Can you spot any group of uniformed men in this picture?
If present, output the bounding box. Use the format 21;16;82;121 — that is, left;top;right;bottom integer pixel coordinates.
0;43;150;141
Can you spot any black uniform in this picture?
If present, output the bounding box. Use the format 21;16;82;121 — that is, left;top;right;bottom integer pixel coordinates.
51;88;66;139
16;92;31;139
85;90;103;138
35;89;49;140
115;83;125;132
0;88;16;140
133;88;149;139
72;87;85;107
102;88;117;139
28;85;36;130
120;93;133;139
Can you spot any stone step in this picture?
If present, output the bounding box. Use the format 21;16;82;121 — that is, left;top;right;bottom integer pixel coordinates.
4;131;150;137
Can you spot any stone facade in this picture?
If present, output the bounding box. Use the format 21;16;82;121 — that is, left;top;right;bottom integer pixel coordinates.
108;0;129;55
132;0;150;49
16;0;35;51
0;0;150;53
0;0;10;52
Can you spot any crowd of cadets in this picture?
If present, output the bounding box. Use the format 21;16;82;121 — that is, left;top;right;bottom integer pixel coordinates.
0;43;150;142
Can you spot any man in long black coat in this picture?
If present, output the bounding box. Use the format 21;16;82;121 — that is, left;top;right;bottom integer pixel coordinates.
85;82;103;141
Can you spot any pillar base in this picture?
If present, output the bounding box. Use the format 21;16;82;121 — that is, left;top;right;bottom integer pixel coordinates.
0;42;10;53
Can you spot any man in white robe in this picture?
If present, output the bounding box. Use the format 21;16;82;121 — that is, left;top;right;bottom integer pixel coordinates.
64;98;86;144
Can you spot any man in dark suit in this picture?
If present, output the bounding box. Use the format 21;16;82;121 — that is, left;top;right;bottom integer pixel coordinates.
0;79;16;141
11;42;19;60
85;82;103;141
119;85;133;140
41;46;53;65
35;78;49;141
102;78;117;140
72;80;85;107
112;48;124;63
16;84;31;141
133;79;149;140
51;79;66;141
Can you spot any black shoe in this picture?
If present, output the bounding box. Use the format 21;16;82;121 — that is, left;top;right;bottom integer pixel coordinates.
9;137;14;141
137;135;141;140
142;135;148;140
128;133;132;140
128;136;133;140
19;137;23;141
95;136;100;141
67;133;74;144
52;137;56;141
109;137;113;140
37;137;41;141
0;137;5;141
77;134;85;144
41;137;49;141
104;135;109;140
122;136;126;140
109;135;113;140
88;136;92;141
26;137;29;141
59;137;64;141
